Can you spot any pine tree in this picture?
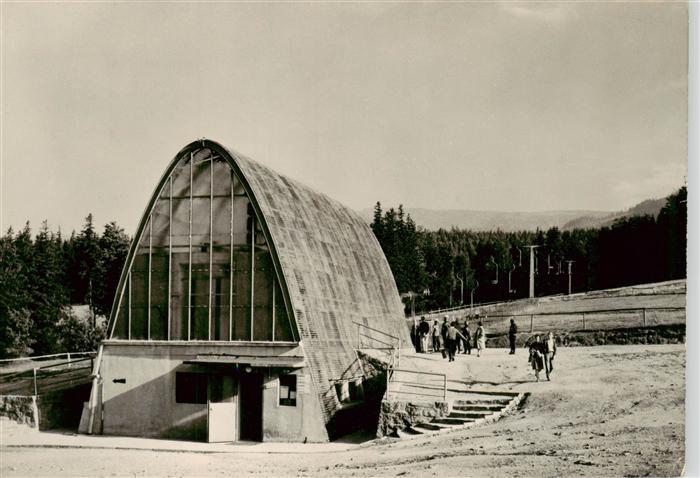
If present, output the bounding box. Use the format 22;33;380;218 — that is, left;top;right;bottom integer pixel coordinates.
30;221;70;354
0;227;32;357
73;214;105;324
96;221;130;317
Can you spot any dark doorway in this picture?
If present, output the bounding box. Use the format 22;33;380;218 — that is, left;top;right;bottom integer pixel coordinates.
239;372;263;441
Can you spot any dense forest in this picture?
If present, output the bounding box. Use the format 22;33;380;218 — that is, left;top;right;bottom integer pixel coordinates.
0;215;129;357
372;187;687;314
0;187;686;358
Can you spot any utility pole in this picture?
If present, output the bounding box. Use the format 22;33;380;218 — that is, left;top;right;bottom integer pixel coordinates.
456;276;464;305
470;279;479;316
526;245;540;298
566;260;575;295
508;263;516;294
517;247;522;267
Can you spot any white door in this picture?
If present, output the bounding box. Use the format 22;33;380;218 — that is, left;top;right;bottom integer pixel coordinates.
208;401;236;442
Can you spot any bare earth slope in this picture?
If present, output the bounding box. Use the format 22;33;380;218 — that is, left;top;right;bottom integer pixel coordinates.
1;344;685;477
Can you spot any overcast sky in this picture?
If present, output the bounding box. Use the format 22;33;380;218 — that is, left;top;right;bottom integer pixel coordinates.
0;2;688;235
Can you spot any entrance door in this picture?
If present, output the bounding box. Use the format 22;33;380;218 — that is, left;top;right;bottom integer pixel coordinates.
208;402;236;442
239;372;263;441
207;374;236;443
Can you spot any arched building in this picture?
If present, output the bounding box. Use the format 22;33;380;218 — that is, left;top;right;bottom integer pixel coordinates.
87;139;409;442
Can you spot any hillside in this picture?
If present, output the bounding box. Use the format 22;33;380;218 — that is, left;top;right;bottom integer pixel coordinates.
562;197;667;230
357;207;610;232
359;195;670;232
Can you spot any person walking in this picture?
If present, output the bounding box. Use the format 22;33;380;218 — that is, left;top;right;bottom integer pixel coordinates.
461;321;471;354
432;320;441;352
446;321;468;362
508;319;518;355
475;321;486;357
440;316;450;359
417;317;430;353
528;335;546;381
411;321;419;352
455;325;462;354
543;331;557;380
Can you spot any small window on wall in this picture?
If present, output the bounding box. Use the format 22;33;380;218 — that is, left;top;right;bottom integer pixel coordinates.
176;372;207;404
279;375;297;406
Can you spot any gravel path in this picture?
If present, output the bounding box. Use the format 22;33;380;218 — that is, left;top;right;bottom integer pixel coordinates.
1;344;686;477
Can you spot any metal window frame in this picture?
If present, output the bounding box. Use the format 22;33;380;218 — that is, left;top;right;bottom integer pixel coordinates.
106;140;299;343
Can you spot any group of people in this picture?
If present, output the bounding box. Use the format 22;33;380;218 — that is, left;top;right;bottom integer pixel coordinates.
412;315;487;362
411;315;558;382
527;331;557;381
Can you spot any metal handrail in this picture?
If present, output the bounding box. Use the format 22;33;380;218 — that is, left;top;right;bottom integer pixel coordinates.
482;306;685;319
390;368;447;378
416;289;686;318
414;299;506;317
1;356;93;382
358;333;394;348
352;321;401;341
0;351;96;364
405;306;685;328
33;356;94;372
386;368;447;401
355;322;402;366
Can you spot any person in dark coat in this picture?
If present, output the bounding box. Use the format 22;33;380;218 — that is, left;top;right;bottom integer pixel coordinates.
411;322;419;352
417;317;430;353
461;322;471;354
508;319;518;355
439;316;449;359
528;335;546;381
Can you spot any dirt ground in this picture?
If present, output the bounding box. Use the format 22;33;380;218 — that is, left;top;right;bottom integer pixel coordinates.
0;344;686;477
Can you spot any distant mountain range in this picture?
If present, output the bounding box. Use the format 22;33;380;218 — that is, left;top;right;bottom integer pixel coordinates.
358;197;668;232
561;197;667;230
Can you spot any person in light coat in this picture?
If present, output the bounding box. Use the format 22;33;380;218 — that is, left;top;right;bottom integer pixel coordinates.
543;331;557;380
446;321;468;362
475;321;486;357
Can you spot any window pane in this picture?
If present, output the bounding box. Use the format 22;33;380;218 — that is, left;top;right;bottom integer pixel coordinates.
191;158;211;196
130;254;149;340
152;198;170;247
279;375;297;406
150;251;168;340
211;159;232;196
253;251;273;341
170;252;189;340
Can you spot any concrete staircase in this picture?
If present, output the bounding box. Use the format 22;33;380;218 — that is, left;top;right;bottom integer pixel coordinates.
395;392;526;439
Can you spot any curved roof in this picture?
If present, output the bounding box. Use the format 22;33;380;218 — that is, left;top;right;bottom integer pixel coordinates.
108;139;410;423
211;140;410;421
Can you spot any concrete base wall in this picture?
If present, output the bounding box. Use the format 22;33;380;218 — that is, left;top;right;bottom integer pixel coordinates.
376;400;450;437
97;341;328;442
261;369;328;442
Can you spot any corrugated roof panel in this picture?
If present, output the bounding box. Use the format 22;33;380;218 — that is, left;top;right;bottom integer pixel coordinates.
227;148;409;422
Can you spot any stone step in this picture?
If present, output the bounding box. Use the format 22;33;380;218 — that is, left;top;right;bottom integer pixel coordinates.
448;411;495;420
392;392;526;441
410;422;449;432
397;427;424;438
451;405;504;412
453;398;512;406
432;417;475;426
449;410;495;418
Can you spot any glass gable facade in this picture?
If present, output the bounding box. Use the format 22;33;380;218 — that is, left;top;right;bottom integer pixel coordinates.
110;148;296;342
